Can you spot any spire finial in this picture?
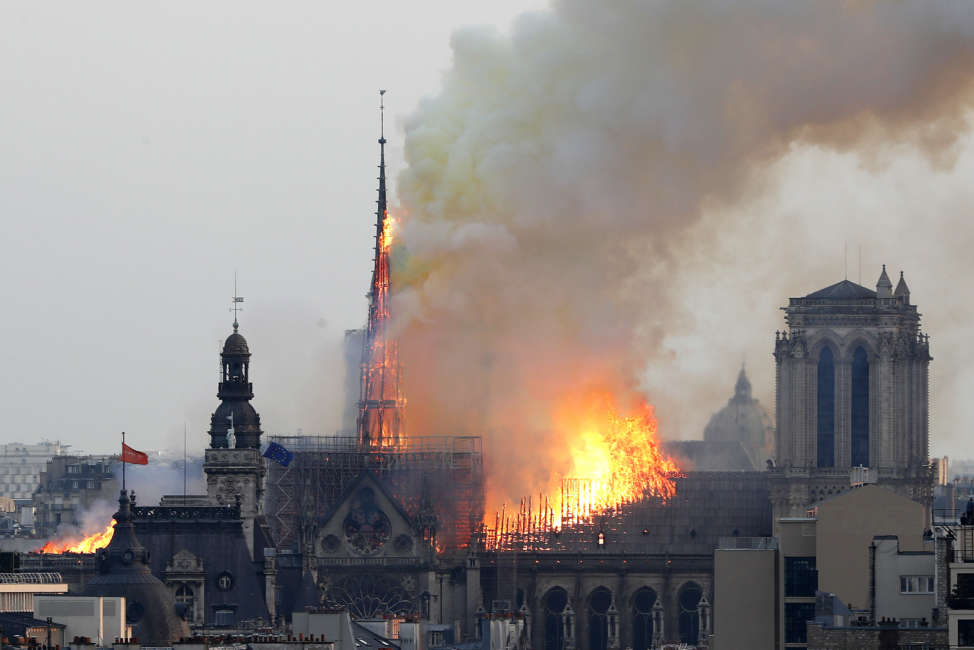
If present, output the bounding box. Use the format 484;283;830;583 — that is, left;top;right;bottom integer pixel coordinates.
231;272;244;332
379;89;386;144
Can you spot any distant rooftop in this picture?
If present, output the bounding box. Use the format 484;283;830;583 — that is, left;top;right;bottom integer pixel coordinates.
805;279;877;300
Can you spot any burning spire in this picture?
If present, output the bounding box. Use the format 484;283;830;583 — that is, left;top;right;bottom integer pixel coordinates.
357;90;405;449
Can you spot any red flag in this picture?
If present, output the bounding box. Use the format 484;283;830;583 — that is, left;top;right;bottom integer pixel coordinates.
121;443;148;465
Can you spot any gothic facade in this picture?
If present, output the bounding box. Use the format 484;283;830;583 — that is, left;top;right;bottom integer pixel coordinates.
770;267;933;517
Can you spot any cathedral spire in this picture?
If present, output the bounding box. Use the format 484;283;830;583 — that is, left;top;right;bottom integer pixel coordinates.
375;89;387;278
358;90;405;449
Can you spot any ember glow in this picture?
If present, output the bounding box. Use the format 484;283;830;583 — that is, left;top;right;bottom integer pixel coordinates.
36;520;115;554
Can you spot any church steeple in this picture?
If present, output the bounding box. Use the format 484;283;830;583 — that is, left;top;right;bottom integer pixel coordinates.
208;288;262;449
357;90;405;449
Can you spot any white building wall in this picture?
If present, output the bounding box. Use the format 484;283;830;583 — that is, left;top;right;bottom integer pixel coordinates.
873;536;935;623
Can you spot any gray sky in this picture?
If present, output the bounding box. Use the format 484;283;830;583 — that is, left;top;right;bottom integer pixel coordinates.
0;1;545;454
2;1;974;467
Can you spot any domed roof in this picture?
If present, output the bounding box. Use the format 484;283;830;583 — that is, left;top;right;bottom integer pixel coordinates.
703;367;774;469
223;330;250;356
85;491;189;644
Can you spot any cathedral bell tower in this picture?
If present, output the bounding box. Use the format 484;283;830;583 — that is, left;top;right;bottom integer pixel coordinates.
203;292;266;557
770;266;932;518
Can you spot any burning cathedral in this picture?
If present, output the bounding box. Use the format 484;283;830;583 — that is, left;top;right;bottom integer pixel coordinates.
20;100;935;650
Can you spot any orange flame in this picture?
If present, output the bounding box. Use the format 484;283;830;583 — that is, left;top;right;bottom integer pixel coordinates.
36;520;115;554
487;392;682;541
382;213;397;252
552;393;680;525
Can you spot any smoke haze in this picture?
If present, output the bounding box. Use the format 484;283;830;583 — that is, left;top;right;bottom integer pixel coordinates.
394;0;974;509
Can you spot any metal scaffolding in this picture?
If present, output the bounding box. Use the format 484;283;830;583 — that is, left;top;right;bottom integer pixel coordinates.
264;435;485;552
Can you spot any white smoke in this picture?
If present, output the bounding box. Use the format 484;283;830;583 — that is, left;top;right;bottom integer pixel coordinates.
392;0;974;509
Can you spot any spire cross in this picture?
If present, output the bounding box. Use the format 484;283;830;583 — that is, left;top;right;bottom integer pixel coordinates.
231;272;244;332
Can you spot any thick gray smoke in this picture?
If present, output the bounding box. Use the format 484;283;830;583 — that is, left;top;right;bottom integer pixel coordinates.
393;0;974;509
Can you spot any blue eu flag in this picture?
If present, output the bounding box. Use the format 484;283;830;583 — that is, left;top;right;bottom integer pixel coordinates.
263;441;294;467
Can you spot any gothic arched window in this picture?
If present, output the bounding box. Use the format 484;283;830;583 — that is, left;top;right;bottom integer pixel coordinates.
631;587;656;650
678;582;703;645
817;347;835;468
851;346;870;467
587;587;612;650
543;587;568;650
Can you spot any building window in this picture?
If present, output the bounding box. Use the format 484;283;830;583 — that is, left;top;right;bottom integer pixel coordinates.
175;584;195;622
960;619;974;646
900;575;933;593
214;608;234;627
785;557;818;597
851;346;870;467
817;347;835;468
785;602;815;644
587;587;612;650
678;582;702;645
631;588;656;650
543;587;568;650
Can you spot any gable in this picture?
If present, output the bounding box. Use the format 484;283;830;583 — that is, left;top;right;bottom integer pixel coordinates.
316;474;423;560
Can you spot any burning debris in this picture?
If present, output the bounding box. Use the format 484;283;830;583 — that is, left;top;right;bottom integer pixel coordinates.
35;519;115;554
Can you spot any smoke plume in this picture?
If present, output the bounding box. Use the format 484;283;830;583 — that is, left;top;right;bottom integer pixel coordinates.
394;0;974;510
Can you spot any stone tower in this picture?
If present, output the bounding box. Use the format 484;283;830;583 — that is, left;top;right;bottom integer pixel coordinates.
770;266;932;517
203;312;266;556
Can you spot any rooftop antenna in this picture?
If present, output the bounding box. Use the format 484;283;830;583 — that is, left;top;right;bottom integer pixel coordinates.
183;423;187;500
858;245;862;285
844;241;848;280
231;271;244;332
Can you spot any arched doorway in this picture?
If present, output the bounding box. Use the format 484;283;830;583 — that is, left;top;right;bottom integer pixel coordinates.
678;582;703;645
543;587;568;650
588;587;612;650
631;587;656;650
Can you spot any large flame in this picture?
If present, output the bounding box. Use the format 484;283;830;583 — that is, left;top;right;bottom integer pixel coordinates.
487;392;682;541
36;520;115;554
382;213;397;252
551;392;680;526
558;393;679;520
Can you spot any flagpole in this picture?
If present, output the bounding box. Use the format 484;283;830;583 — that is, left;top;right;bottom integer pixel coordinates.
121;431;126;494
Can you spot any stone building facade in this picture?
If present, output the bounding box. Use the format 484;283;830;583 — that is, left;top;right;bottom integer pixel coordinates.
770;267;933;518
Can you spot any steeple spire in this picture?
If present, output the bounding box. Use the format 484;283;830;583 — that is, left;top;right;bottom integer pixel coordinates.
375;90;387;273
358;90;405;449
